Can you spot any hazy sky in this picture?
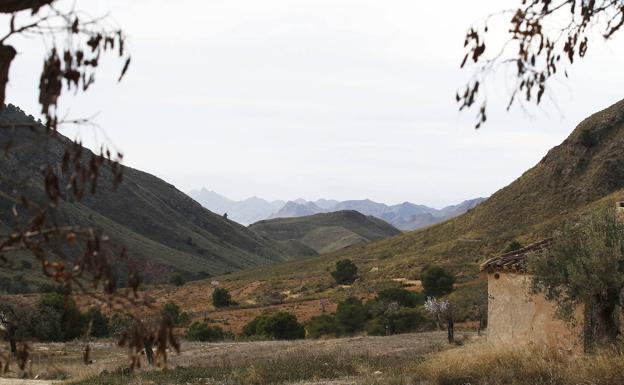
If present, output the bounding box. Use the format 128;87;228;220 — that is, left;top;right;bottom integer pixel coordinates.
5;0;624;207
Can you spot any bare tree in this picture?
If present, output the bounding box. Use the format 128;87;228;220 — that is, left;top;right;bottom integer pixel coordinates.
0;1;177;373
459;1;624;128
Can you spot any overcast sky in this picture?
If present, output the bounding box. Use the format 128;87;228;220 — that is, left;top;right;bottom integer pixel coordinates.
5;0;624;207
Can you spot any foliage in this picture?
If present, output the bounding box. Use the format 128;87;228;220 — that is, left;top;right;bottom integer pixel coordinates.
335;297;367;333
186;322;227;342
377;288;424;308
331;259;359;285
458;0;624;129
580;129;599;148
0;275;31;294
38;292;85;341
421;266;455;297
367;308;427;336
306;314;343;339
447;282;487;323
242;311;305;340
84;308;110;338
169;273;186;287
528;208;624;345
212;287;234;308
162;302;182;325
503;240;523;253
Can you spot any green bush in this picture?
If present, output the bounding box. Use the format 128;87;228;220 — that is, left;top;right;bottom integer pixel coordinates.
306;314;343;338
186;322;227;342
336;297;366;333
38;292;85;341
377;288;424;308
367;308;426;336
243;311;305;340
421;265;455;297
212;287;233;308
84;308;110;338
331;259;358;285
169;273;185;287
162;302;182;325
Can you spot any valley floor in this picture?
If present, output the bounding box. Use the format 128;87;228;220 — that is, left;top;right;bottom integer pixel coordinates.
0;331;459;384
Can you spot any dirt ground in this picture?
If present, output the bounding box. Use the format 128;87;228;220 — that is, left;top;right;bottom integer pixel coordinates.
0;331;470;384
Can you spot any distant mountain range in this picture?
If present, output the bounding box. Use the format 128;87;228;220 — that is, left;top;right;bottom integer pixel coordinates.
188;189;486;230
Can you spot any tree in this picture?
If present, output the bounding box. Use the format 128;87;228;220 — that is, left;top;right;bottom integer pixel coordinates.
331;259;358;285
459;1;624;128
212;287;234;308
169;274;186;287
425;297;455;344
186;322;226;342
421;266;455;297
335;297;367;334
84;308;110;338
528;208;624;348
38;292;85;341
243;312;305;340
377;288;424;308
503;240;523;253
162;302;182;325
306;314;343;339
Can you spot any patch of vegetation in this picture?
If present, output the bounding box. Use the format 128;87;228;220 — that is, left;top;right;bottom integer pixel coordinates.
336;296;367;333
377;288;425;308
212;287;235;308
306;314;343;338
242;311;305;340
331;259;359;285
169;273;185;287
186;322;229;342
421;266;455;297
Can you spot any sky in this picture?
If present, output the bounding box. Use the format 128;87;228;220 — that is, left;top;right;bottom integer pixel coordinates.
4;0;624;208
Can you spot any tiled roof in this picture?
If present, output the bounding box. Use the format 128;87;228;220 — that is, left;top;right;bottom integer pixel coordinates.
480;239;552;273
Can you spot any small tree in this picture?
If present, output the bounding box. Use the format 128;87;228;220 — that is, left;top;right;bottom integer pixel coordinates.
377;288;424;308
421;266;455;297
243;312;305;340
186;322;226;342
212;288;233;308
84;308;110;338
335;297;366;333
331;259;358;285
169;274;186;287
162;302;182;325
528;208;624;348
425;297;454;344
306;314;342;339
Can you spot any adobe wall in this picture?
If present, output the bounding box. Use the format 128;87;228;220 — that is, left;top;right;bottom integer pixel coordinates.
487;272;583;352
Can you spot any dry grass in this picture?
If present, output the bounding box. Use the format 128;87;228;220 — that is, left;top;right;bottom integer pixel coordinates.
411;342;624;385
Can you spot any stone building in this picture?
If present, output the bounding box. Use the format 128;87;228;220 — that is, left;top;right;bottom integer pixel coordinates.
481;239;583;352
481;201;624;352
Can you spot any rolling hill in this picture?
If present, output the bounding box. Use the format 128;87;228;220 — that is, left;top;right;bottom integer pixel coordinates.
249;210;401;255
0;105;293;284
211;99;624;303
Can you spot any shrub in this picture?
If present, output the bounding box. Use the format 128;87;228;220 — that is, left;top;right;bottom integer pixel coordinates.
169;273;185;287
38;292;85;341
84;308;110;338
367;308;426;336
306;314;342;339
377;288;424;308
336;297;366;333
503;240;523;253
243;312;305;340
421;265;455;297
212;287;233;308
162;302;182;325
580;128;598;148
331;259;358;285
186;322;226;342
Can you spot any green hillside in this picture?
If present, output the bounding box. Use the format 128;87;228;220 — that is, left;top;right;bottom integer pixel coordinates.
0;105;292;284
218;99;624;293
249;210;401;255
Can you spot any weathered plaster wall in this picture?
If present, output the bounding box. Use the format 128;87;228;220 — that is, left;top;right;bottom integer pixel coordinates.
487;272;583;352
